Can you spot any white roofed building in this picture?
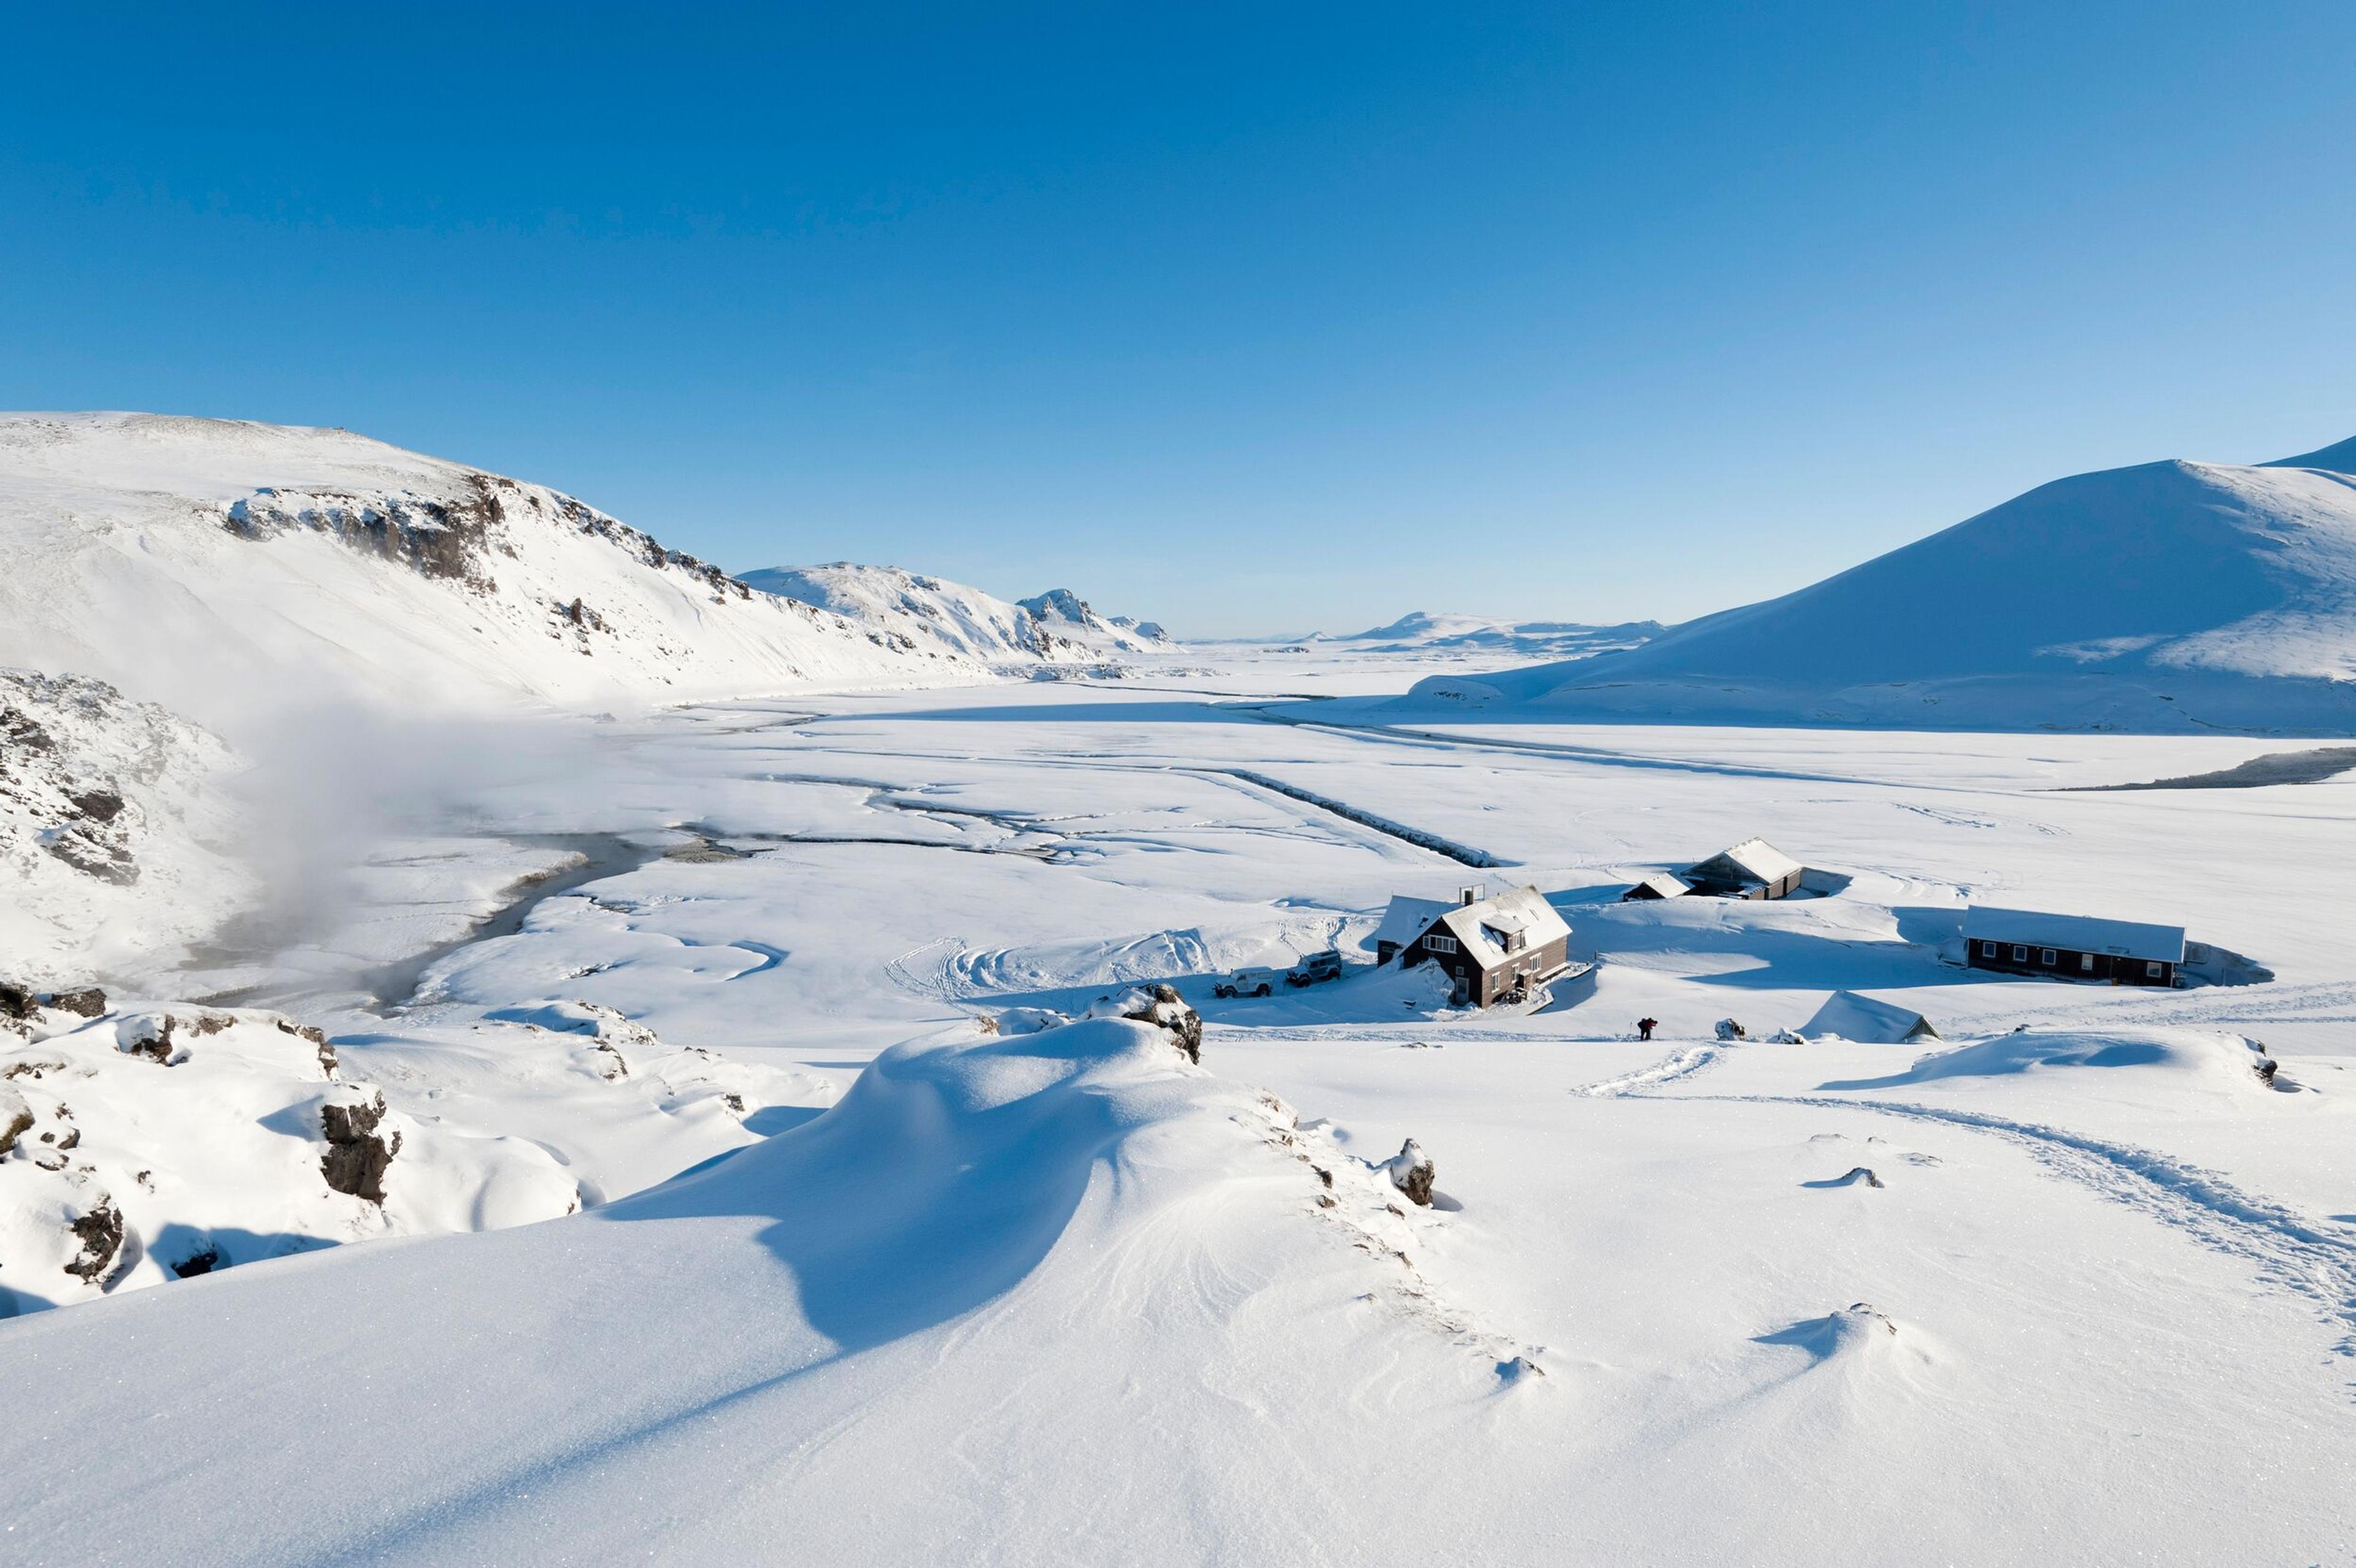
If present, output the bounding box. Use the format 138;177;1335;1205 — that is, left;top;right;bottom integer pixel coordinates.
1622;872;1691;902
1681;838;1804;900
1379;885;1573;1007
1962;905;2185;988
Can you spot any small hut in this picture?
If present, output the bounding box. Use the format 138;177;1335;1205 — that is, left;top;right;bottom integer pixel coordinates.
1681;838;1804;900
1621;872;1691;902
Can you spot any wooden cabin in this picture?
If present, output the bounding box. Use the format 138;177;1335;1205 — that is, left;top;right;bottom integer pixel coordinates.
1961;905;2184;987
1681;838;1804;900
1376;885;1573;1007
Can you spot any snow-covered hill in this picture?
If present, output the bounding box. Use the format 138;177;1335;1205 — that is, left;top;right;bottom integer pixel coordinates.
1404;439;2356;732
1337;610;1660;657
0;413;972;733
741;563;1176;670
0;668;251;987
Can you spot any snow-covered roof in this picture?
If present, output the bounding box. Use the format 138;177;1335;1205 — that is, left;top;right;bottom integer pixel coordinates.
1801;990;1940;1044
1630;872;1690;899
1688;837;1802;885
1371;896;1450;951
1431;886;1571;969
1962;905;2185;963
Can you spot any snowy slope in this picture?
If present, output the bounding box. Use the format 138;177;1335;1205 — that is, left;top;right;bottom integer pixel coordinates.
1404;440;2356;732
741;563;1178;669
0;413;973;732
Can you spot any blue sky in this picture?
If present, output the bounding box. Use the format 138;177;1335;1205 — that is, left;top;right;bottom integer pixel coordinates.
6;2;2354;636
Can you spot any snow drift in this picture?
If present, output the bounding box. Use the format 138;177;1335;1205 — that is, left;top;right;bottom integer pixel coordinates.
0;413;972;732
1403;439;2356;732
0;1004;1519;1562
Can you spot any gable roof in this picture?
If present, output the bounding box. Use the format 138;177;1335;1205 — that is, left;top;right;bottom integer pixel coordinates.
1685;837;1802;885
1962;905;2185;963
1628;872;1690;899
1371;895;1450;951
1430;885;1571;969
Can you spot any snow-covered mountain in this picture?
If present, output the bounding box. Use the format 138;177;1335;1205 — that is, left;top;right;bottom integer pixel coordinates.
1405;438;2356;732
1016;586;1172;655
0;413;975;734
1337;610;1660;657
741;564;1177;670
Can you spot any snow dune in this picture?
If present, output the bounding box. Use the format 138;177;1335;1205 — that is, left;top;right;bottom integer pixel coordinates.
1403;439;2356;732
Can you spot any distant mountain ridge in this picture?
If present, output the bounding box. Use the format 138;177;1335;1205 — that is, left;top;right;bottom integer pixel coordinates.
1401;436;2356;734
1337;611;1660;657
739;565;1174;670
0;413;977;731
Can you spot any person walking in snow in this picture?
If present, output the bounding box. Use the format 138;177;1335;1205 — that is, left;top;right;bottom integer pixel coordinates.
1638;1017;1658;1042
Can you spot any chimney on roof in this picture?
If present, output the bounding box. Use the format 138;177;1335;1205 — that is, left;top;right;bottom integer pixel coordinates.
1458;884;1484;907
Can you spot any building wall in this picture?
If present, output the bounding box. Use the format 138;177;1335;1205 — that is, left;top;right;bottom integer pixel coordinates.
1966;940;2175;986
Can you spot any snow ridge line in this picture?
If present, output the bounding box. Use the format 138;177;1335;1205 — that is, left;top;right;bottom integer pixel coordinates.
1682;1091;2356;1351
1193;768;1506;867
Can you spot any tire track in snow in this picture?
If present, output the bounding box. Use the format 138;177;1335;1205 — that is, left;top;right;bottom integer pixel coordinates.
1671;1090;2356;1353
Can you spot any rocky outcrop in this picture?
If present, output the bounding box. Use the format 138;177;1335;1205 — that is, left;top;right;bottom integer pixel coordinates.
1116;985;1202;1064
41;987;107;1018
320;1093;401;1204
1384;1139;1436;1207
63;1198;125;1284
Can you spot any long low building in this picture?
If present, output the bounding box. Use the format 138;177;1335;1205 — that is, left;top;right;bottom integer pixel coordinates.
1961;905;2185;987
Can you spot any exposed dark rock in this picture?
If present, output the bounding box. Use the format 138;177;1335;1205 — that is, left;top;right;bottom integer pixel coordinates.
116;1015;190;1066
1714;1018;1749;1041
44;829;139;884
0;982;33;1021
64;1199;125;1284
40;986;107;1018
275;1018;338;1077
66;787;124;822
1122;984;1203;1063
1841;1166;1884;1188
321;1093;401;1204
171;1245;223;1279
1384;1139;1437;1206
0;1093;32;1156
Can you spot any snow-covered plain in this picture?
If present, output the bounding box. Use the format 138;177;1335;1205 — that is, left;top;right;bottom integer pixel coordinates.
5;645;2355;1564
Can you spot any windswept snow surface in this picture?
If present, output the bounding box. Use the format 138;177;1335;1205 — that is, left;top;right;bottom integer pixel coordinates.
5;658;2356;1562
1403;440;2356;732
739;563;1177;670
0;413;969;732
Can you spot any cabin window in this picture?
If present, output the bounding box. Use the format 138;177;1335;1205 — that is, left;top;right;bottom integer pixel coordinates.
1979;940;1999;958
2080;954;2095;972
2040;948;2057;966
2145;960;2163;977
1426;934;1458;956
2011;945;2028;963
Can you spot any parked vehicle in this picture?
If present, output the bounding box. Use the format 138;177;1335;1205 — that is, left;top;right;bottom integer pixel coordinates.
1213;967;1280;999
1285;950;1344;987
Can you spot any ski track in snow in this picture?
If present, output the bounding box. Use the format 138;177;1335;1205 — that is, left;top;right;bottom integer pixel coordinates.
1570;1043;1731;1097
